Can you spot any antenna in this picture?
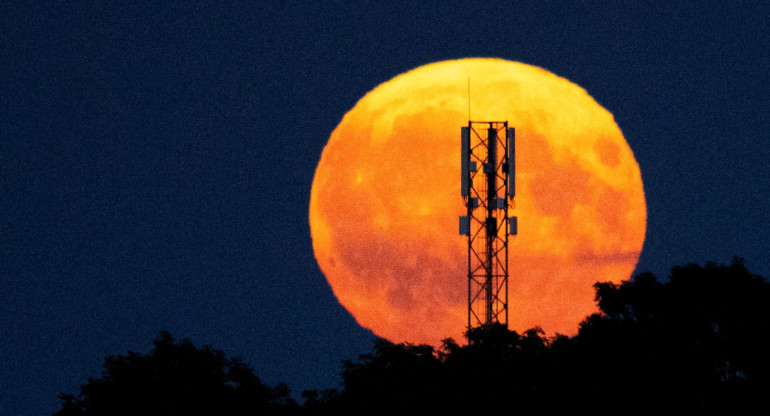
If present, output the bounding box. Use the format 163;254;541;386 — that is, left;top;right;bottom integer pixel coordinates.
460;121;517;331
467;77;471;120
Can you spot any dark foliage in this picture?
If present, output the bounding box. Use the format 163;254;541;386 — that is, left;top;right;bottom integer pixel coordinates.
56;259;770;414
308;258;770;413
335;338;444;412
54;332;296;415
571;258;770;412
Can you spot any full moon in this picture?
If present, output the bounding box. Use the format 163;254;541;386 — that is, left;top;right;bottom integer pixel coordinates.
309;58;646;346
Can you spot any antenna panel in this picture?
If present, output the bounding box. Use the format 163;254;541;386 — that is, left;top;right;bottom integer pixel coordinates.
507;128;515;198
509;216;518;235
461;127;470;197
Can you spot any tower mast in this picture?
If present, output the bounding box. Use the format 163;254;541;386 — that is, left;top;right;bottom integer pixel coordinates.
460;121;516;331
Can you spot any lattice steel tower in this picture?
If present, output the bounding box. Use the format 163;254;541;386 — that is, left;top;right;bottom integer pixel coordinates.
460;121;516;330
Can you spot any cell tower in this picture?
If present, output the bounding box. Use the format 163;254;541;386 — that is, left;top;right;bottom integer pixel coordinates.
460;121;516;331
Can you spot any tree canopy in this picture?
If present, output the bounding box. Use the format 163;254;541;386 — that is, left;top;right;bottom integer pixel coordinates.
573;258;770;412
56;259;769;414
55;332;295;415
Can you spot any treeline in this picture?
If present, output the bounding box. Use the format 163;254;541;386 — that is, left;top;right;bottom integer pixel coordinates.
55;259;770;414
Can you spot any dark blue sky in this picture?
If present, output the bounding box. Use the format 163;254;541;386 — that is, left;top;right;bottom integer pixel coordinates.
2;2;768;414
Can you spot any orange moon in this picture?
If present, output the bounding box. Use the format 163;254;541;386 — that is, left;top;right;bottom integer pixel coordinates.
309;58;646;346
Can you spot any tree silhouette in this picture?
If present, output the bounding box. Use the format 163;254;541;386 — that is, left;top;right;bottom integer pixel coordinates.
572;258;770;412
55;331;296;415
333;338;444;412
438;324;553;411
317;259;770;413
55;259;770;414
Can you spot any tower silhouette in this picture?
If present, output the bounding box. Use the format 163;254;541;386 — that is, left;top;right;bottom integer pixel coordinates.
460;121;516;330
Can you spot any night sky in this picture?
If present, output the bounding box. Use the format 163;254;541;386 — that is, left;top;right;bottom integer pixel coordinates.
2;2;768;414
